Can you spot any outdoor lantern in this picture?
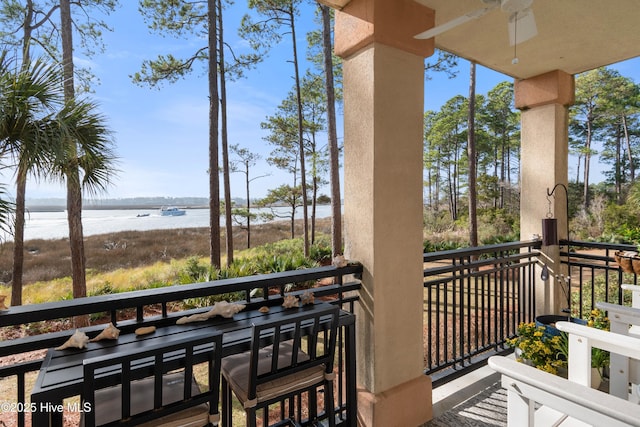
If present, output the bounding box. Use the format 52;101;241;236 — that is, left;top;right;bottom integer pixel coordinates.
541;183;568;247
542;217;558;246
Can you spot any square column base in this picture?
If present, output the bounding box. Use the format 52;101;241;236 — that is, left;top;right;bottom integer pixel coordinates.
357;375;433;426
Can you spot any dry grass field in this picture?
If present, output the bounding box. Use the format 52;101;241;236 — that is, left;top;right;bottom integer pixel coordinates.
0;218;332;286
0;218;333;427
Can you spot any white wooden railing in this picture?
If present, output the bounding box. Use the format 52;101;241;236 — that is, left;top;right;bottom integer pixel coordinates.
596;284;640;402
489;315;640;426
488;356;640;426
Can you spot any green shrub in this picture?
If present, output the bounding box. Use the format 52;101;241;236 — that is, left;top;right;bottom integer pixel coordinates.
179;256;210;283
603;203;640;243
310;235;332;264
423;240;463;253
481;232;519;245
183;292;245;309
571;275;632;318
423;209;456;233
89;282;117;297
175;237;321;296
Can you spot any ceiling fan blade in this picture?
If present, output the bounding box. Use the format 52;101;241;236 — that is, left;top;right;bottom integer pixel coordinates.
508;8;537;45
414;4;498;40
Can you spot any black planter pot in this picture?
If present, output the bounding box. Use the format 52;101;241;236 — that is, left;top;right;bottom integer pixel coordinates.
535;314;586;338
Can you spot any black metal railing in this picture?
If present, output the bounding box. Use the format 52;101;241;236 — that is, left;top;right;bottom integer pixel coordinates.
4;240;637;424
0;264;362;427
423;238;639;386
561;240;637;318
423;240;540;385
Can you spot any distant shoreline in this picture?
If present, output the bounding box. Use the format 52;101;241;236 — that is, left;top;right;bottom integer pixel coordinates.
26;205;210;212
0;217;333;285
23;196;266;212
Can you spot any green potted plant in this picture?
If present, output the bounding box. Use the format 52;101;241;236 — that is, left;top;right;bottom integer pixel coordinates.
507;322;567;375
509;308;610;388
587;308;610;386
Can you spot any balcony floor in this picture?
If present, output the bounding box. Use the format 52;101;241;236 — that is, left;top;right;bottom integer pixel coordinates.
424;363;507;427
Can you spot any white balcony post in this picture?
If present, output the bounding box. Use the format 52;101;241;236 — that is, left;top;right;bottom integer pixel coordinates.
332;0;436;425
515;71;575;316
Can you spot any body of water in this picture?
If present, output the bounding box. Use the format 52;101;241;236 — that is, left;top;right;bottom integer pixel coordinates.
2;205;333;241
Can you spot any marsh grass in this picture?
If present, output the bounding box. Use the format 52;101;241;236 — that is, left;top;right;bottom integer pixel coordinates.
0;219;333;426
0;218;332;304
0;260;191;305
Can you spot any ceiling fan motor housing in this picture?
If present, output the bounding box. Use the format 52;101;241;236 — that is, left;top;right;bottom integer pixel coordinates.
501;0;533;14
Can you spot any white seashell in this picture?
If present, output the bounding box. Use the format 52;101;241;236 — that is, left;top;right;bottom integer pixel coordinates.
0;295;8;310
176;312;210;325
332;255;347;267
300;290;315;306
89;323;120;342
211;301;246;318
177;301;246;324
282;295;299;309
55;330;90;350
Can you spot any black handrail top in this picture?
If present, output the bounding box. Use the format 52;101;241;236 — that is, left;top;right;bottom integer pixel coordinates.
0;263;363;327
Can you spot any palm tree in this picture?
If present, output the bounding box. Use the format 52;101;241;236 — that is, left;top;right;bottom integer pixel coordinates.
1;54;65;306
0;54;18;239
0;182;13;239
0;54;116;306
52;99;117;327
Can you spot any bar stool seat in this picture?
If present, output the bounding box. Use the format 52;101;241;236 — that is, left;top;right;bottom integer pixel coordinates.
222;341;325;407
220;304;339;427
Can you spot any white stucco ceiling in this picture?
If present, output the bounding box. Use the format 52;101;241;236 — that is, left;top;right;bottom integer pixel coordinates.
414;0;640;79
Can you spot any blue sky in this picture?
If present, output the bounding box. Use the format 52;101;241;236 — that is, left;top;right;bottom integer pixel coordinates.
18;2;640;201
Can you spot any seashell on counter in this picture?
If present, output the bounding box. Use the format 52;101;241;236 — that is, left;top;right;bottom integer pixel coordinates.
258;306;270;313
89;323;121;342
211;301;246;318
176;312;210;325
0;295;8;310
300;291;315;306
135;326;156;336
282;294;299;309
176;301;246;324
332;255;347;267
55;330;90;350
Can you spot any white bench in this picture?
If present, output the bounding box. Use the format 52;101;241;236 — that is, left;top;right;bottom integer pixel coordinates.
556;321;640;392
620;284;640;309
488;356;640;426
596;286;640;401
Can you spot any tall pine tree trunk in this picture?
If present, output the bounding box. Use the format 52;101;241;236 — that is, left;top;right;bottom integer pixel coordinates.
623;115;635;182
10;1;36;307
468;62;478;248
583;123;592;209
320;4;342;258
218;0;233;266
289;6;309;257
61;0;89;327
245;169;251;248
208;0;221;268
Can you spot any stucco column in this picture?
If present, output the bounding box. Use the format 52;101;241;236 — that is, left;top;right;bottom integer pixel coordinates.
516;70;575;315
333;0;434;425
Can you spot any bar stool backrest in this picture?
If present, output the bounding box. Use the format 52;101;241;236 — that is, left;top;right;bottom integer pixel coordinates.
81;330;222;427
247;304;339;402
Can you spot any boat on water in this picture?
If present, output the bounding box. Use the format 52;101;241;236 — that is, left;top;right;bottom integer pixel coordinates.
136;213;150;218
160;206;186;216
